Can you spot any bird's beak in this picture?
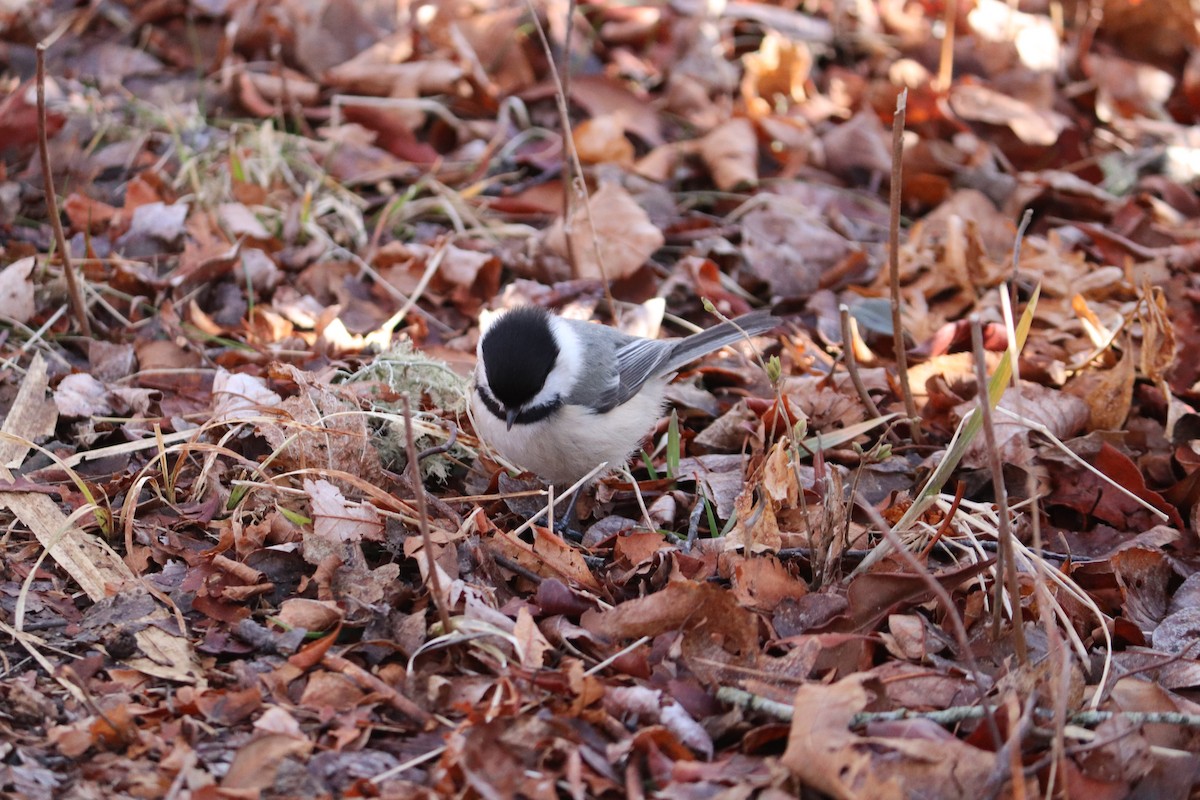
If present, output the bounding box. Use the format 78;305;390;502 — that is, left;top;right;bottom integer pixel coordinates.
505;408;517;430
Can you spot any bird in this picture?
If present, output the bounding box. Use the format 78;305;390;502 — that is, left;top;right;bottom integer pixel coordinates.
470;305;777;522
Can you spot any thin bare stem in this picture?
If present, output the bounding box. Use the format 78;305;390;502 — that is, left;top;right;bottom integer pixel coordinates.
887;89;919;443
970;316;1027;663
522;0;616;314
839;304;883;420
936;0;958;92
36;44;90;336
403;395;452;635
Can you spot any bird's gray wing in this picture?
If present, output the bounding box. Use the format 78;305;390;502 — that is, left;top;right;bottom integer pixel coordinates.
566;310;778;411
610;337;677;407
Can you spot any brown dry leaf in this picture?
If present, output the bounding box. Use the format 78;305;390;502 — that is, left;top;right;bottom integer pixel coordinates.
305;478;384;543
846;559;995;633
761;439;799;507
449;6;536;96
822;109;891;180
246;68;321;107
63;192;119;233
289;0;387;76
211;370;283;423
1063;340;1136;432
781;676;1004;799
698;117;758;190
1152;607;1200;655
195;687;264;727
1111;546;1171;635
570;74;663;147
1139;282;1176;386
689;402;762;454
585;579;755;650
741;201;856;299
512;606;552;669
217;202;271;240
882;614;932;661
741;31;811;118
727;482;783;553
908;188;1016;278
572;113;635;166
633;140;696;182
676;453;757;517
543;181;664;281
1045;439;1183;529
1090;55;1175;122
0;257;35;324
959;383;1089;469
258;367;383;485
53;374;114;418
299;670;365;711
605;685;713;758
118;201;189;254
731;555;808;612
276;598;344;632
949;82;1068;146
487;525;602;592
221;733;313;791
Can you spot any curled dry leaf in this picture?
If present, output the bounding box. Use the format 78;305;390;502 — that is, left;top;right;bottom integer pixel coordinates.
698;117;758;190
605;685;713;759
543;182;665;281
741;202;855;299
959;383;1089;469
1063;339;1135;432
741;31;812;118
276;598;344;632
949;83;1068;146
304;478;384;543
0;257;36;325
781;676;1006;800
53;373;113;418
572;113;635;167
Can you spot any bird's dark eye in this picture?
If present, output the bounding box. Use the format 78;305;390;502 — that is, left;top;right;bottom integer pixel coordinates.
482;307;559;408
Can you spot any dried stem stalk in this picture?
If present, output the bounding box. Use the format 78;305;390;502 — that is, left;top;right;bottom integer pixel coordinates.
887;89;920;443
970;317;1027;663
936;0;958;92
36;44;90;336
839;304;883;420
403;395;452;635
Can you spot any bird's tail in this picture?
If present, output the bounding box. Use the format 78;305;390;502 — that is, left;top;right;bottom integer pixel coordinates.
662;308;778;374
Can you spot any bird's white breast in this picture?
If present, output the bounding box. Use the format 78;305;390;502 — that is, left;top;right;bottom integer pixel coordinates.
471;376;670;485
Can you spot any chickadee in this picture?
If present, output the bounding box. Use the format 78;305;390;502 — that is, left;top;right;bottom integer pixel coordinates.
471;306;777;487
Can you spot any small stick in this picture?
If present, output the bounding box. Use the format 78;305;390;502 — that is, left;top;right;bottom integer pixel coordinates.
416;423;458;462
887;90;919;443
36;44;90;336
935;0;958;92
839;304;883;420
403;395;452;634
523;0;616;315
970;316;1027;663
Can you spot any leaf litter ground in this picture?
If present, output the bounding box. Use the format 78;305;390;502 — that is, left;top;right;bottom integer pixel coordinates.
1;0;1200;798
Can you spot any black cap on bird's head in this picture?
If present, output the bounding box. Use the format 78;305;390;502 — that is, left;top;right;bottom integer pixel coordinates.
480;306;559;427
